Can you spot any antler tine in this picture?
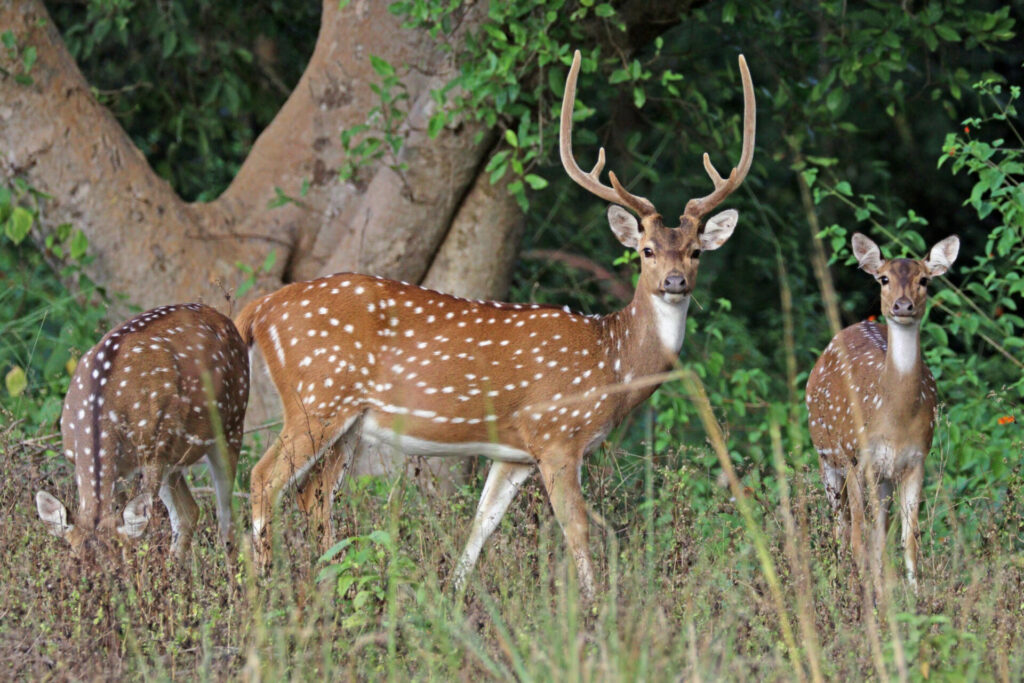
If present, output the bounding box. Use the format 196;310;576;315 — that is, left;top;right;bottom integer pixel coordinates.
589;147;606;179
684;54;756;219
560;50;656;216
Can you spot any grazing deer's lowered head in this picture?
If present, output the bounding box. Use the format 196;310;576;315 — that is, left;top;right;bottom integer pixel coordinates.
806;233;959;593
36;304;250;558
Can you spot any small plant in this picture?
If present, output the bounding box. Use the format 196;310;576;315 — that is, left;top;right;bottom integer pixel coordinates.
317;528;416;630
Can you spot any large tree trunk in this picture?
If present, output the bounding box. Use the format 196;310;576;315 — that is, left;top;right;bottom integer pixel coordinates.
1;0;688;485
1;0;513;314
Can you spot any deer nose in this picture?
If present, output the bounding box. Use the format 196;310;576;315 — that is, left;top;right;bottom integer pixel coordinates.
663;273;687;294
891;297;915;316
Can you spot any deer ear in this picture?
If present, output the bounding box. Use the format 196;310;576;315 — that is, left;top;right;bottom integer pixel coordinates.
117;493;152;539
37;490;73;539
926;235;960;276
607;205;640;248
852;233;883;275
700;209;738;251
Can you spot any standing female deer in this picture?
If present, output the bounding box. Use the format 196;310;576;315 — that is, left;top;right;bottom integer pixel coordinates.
806;233;959;591
235;50;756;600
36;304;250;557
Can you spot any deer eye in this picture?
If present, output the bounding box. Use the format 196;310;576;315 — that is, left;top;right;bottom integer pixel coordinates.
879;276;889;285
919;277;929;287
642;247;654;258
691;249;702;259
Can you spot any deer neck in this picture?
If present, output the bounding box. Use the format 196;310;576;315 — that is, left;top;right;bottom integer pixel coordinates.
603;289;690;382
881;321;923;402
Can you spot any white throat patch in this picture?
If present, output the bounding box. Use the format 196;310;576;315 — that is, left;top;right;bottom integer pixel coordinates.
650;294;690;354
888;321;920;374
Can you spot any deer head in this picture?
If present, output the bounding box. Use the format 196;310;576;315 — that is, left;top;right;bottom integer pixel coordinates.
36;489;153;556
560;50;755;303
852;233;960;325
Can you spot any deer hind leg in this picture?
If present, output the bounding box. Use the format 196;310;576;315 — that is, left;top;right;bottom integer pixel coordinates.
206;441;239;548
296;425;360;554
452;461;534;592
898;462;924;592
159;470;200;557
537;454;595;603
249;411;357;568
821;459;849;546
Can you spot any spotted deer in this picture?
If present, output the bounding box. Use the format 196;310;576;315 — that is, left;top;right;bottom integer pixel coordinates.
806;233;959;592
234;50;755;599
36;304;250;558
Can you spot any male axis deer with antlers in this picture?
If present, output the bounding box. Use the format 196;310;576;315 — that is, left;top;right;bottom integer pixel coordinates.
234;50;755;600
36;304;250;558
806;233;959;593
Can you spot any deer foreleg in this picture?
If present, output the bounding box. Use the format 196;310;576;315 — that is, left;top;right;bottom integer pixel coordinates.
538;455;595;603
899;462;924;592
297;429;358;553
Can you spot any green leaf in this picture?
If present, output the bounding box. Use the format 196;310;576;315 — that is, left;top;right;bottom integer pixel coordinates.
69;229;89;260
6;366;27;398
369;54;395;78
5;206;33;245
162;31;177;58
524;174;548;190
633;86;646;109
22;45;36;72
367;529;392;546
427;112;445;138
934;24;961;42
260;249;277;273
504;129;518;148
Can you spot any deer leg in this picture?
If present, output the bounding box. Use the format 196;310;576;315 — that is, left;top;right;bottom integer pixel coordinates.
452;461;534;592
160;470;200;557
866;474;892;599
249;413;354;568
821;459;849;547
899;463;924;592
537;455;595;603
844;467;870;602
297;428;358;553
206;443;239;547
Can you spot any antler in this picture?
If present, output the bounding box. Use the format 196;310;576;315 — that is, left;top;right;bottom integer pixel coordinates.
560;50;657;216
683;54;756;220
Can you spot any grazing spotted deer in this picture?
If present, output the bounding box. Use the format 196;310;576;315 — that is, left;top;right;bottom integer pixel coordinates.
806;233;959;591
36;304;250;557
234;50;755;599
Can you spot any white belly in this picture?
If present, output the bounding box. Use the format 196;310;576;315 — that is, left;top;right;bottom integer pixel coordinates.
361;415;536;464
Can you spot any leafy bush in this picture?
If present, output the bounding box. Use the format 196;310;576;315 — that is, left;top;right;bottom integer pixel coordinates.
0;182;108;438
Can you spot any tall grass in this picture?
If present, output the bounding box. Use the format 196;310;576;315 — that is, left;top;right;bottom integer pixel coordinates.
4;424;1022;680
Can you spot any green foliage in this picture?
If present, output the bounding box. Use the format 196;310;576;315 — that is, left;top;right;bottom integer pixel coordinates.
0;27;38;85
337;55;411;183
317;527;416;629
0;180;107;437
385;0;619;210
49;0;318;201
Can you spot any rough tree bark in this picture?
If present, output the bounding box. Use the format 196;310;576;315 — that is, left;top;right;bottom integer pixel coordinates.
1;0;689;484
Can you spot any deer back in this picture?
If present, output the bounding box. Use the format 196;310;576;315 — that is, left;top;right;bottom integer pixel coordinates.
236;274;682;459
60;303;250;530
